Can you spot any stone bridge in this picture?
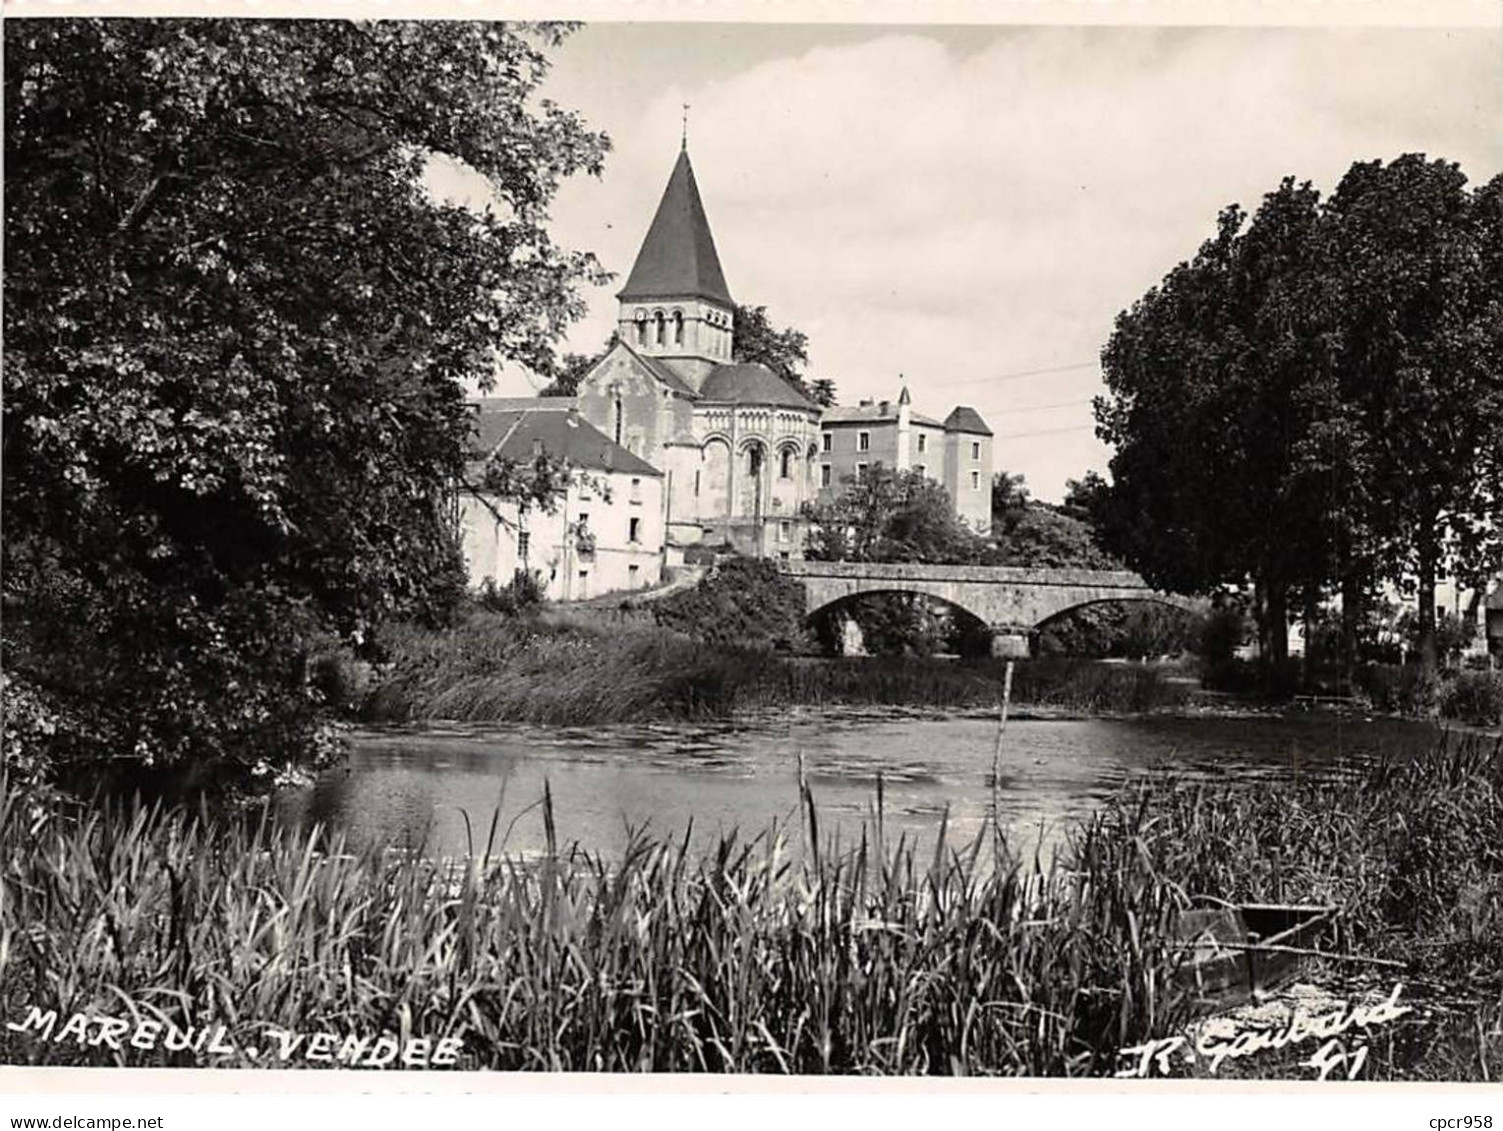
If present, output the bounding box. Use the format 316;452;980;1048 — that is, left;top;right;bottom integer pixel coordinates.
778;560;1198;656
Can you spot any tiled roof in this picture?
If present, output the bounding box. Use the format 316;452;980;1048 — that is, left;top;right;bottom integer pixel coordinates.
469;403;661;478
618;149;735;308
822;403;943;427
699;362;816;410
472;396;578;413
617;341;700;399
944;406;993;436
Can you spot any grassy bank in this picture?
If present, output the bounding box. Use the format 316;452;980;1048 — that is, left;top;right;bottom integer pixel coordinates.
362;611;1192;725
2;735;1498;1075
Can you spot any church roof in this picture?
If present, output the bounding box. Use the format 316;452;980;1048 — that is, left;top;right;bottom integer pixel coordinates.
944;406;993;436
469;402;661;478
617;340;700;399
699;362;815;409
618;149;735;308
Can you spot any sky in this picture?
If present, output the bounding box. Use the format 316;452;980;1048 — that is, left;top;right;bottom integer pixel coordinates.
438;20;1503;502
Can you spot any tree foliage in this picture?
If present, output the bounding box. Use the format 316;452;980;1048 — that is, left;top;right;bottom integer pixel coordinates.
1098;156;1503;673
3;19;607;777
805;465;986;564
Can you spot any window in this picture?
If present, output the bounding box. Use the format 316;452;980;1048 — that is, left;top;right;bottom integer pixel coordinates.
629;564;640;582
630;477;641;503
971;441;981;460
856;462;868;482
634;311;647;345
821;432;832;453
779;550;790;562
779;449;793;479
858;431;870;452
917;434;927;454
970;470;980;490
914;464;925;477
517;531;530;560
694;470;701;497
778;521;790;543
628;516;641;543
613;395;623;444
673;310;684;345
654;311;666;345
820;464;832;488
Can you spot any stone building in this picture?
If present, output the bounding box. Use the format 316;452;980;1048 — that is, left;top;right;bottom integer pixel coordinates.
819;388;994;534
573;145;823;561
458;144;1003;596
459;399;664;601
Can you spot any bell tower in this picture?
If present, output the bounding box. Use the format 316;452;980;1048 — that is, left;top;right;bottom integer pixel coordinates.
616;144;735;391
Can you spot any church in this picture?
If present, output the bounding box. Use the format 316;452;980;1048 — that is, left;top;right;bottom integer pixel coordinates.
459;144;994;595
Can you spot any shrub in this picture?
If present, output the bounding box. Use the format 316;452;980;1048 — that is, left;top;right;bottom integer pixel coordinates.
475;570;546;617
1439;670;1503;726
1358;664;1441;716
651;557;811;652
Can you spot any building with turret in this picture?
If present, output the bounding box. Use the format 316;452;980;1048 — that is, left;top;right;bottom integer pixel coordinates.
459;144;997;593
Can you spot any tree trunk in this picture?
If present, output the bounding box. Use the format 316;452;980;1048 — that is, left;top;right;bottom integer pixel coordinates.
1268;583;1289;667
1340;569;1363;693
1416;539;1438;676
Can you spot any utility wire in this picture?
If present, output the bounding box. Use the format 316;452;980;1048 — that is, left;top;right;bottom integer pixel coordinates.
995;422;1099;441
934;360;1100;388
1006;396;1096;414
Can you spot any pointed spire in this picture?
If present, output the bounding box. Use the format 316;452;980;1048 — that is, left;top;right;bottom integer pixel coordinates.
898;384;912;405
618;149;734;308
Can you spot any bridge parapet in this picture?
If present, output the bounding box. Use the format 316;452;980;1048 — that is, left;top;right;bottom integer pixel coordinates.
777;559;1197;653
780;560;1156;590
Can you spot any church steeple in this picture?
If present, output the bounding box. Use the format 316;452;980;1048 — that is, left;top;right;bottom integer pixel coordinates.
619;149;734;307
618;148;735;389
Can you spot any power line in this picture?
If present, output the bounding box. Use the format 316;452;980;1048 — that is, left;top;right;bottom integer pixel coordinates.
1006;396;1096;415
935;360;1100;389
995;422;1099;441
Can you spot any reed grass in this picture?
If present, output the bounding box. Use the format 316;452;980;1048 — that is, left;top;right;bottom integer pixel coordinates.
363;613;1191;725
3;735;1496;1076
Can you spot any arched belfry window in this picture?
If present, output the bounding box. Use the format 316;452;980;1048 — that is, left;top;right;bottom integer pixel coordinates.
654;311;666;346
634;310;647;346
672;310;684;346
780;448;794;480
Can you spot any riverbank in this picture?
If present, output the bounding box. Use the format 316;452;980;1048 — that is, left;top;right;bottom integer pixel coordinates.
361;611;1195;725
3;734;1497;1076
359;609;1502;728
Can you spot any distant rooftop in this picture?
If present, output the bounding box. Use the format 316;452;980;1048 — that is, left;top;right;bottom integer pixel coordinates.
823;401;943;428
469;401;661;478
944;406;993;436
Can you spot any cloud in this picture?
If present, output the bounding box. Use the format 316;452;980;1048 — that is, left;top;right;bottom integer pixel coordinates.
538;25;1502;499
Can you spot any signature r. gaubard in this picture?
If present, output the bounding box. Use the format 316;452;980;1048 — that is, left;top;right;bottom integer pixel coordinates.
1115;983;1412;1080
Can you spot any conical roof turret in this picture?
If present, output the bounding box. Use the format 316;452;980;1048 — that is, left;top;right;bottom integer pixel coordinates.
618;149;735;308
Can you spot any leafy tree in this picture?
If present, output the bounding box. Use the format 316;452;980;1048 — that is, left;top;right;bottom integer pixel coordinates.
990;505;1123;570
1317;156;1503;672
3;19;607;780
1097;159;1503;675
539;331;617;397
805;465;984;564
731;302;836;406
990;470;1031;533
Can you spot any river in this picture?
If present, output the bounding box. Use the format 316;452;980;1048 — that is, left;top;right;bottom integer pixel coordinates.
275;709;1448;864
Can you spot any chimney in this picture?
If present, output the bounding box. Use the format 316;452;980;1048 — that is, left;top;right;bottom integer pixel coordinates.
859;397;874;407
879;400;890;415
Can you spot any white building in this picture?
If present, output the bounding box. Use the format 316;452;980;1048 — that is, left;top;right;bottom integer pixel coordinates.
458;400;664;602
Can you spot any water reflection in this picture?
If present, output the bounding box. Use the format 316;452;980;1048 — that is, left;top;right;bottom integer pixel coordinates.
276;710;1443;864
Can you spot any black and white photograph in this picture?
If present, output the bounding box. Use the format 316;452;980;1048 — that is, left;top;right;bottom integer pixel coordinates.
2;0;1501;1111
